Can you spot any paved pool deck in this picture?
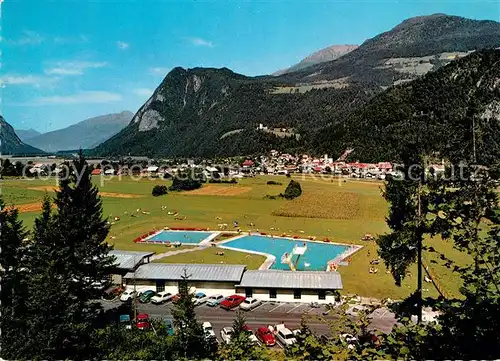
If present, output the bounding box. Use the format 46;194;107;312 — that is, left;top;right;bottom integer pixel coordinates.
141;229;221;246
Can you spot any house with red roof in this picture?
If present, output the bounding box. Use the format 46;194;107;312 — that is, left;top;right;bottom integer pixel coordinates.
377;162;392;172
242;160;254;167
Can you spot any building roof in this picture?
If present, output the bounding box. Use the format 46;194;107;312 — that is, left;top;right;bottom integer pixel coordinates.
109;250;154;271
124;263;247;282
238;270;343;290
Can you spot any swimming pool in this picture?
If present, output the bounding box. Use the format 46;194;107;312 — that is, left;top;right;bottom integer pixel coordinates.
221;235;351;271
147;230;217;245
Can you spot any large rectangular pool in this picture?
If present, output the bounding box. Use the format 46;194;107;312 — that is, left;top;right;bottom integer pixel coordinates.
147;230;216;245
221;235;350;271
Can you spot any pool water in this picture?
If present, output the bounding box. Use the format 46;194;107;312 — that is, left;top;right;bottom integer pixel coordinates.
222;235;349;271
148;231;215;244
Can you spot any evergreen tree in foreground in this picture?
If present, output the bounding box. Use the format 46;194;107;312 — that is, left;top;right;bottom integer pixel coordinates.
217;310;267;361
172;269;215;359
0;198;30;359
27;152;115;359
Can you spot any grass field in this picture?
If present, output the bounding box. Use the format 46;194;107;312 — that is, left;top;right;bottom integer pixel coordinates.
1;174;471;299
154;247;266;270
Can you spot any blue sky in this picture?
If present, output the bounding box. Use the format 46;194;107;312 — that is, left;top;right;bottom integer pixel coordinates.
1;0;499;132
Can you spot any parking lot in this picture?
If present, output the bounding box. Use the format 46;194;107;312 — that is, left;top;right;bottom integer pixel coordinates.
245;301;328;316
102;298;332;318
101;297;397;344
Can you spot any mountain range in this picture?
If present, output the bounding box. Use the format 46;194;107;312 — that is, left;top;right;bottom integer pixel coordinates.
23;111;133;153
95;14;500;161
1;116;44;155
272;44;359;76
15;128;42;142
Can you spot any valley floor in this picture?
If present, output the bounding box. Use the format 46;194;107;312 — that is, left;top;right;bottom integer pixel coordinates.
2;174;470;300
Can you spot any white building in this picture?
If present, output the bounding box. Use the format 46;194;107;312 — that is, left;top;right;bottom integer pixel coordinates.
236;270;342;303
109;250;154;285
122;263;343;304
146;165;159;173
123;263;246;296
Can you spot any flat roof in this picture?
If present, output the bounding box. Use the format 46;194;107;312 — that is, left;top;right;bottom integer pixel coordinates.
238;270;343;290
109;250;154;271
124;263;247;282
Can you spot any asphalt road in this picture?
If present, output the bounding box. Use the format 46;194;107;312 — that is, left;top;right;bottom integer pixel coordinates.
101;299;397;343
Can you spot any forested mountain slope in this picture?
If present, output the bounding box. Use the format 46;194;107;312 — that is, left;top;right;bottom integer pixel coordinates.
313;50;500;164
95;67;370;157
1;116;44;155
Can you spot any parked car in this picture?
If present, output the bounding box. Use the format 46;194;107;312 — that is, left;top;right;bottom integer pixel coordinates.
120;289;138;302
276;327;296;346
240;297;261;311
192;292;209;306
221;327;234;344
220;295;246;310
119;314;132;330
339;333;358;350
172;289;197;303
256;327;276;346
242;325;259;344
135;313;150;330
206;294;225;307
151;291;173;305
203;321;216;339
139;290;156;303
163;318;175;336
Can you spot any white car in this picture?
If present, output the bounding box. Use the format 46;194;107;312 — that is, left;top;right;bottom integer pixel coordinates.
248;333;259;344
221;327;234;344
340;333;358;350
192;292;209;306
151;291;173;305
120;289;138;302
202;322;216;339
206;294;225;307
276;327;296;346
242;326;259;344
239;297;261;311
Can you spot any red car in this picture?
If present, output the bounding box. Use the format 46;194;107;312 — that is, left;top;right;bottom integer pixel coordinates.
136;313;150;330
171;294;182;304
256;327;276;346
220;295;246;310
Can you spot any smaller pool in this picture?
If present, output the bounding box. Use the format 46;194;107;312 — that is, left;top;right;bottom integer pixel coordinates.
147;230;216;245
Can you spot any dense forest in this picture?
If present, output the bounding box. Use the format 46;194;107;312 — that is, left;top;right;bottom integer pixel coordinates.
313;50;500;164
94;67;371;157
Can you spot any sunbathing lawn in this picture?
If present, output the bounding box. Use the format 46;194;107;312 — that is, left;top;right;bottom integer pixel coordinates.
3;174;476;299
153;247;267;270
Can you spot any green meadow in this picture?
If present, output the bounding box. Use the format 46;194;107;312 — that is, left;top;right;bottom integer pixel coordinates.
1;174;471;300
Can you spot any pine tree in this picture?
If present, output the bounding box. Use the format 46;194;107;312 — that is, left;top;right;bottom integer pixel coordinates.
171;269;215;359
217;310;267;361
26;152;115;359
0;197;30;359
